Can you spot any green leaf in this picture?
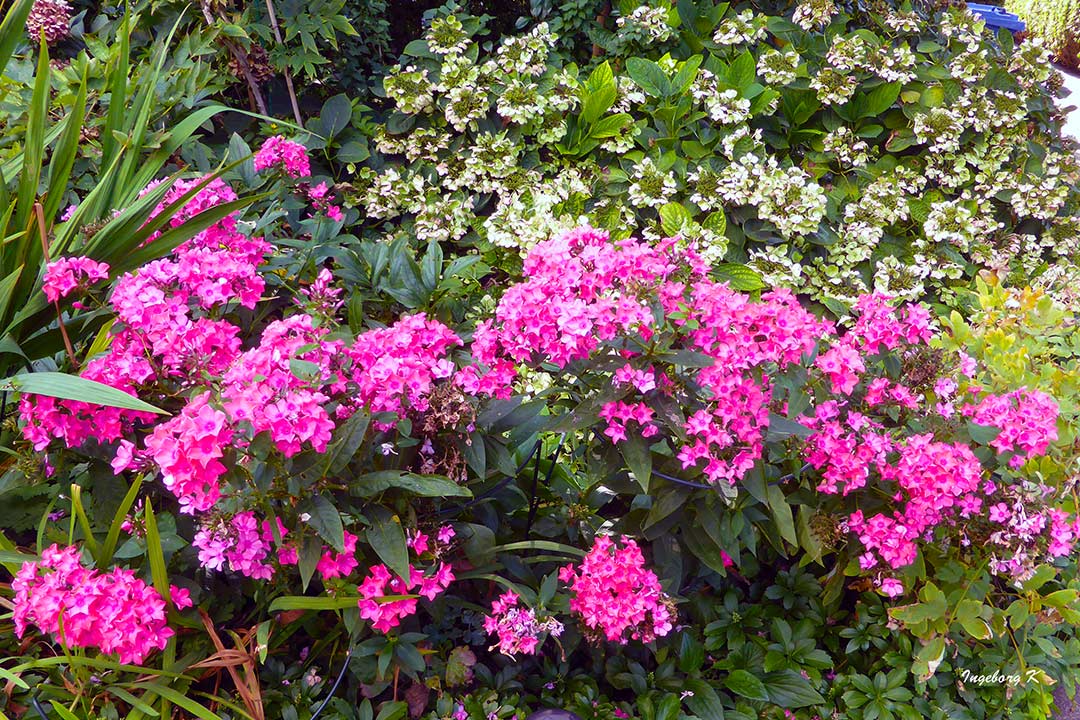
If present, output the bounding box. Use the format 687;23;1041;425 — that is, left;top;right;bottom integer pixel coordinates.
913;636;946;681
366;506;410;580
626;57;670;97
304;495;345;553
620;434;653;493
98;475;143;569
660;202;693;236
726;51;756;91
321;94;352;137
858;81;901;118
725;669;769;701
130;683;220;720
14;35;49;234
766;414;813;441
350;470;471;498
462;523;496;566
714;263;764;291
228;133;256;186
325;411;370;475
590;112;632;139
269;595;362;612
581;61;617;124
967;422;1002;445
0;0;35;72
299;535;322;592
762;669;826;708
143;501;172;605
1022;565;1057;592
767;485;797;547
671;55;703;94
796;506;823;564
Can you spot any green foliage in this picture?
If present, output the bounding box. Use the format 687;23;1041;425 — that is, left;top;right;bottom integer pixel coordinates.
354;0;1080;312
1006;0;1080;68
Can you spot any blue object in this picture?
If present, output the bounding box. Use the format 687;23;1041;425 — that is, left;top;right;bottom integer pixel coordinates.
967;3;1027;33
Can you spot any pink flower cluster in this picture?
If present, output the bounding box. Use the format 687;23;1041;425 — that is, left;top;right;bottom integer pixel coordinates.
469;227;830;487
599;401;657;443
477;226;679;369
483;590;564;657
145;394;234;513
194;512;295;580
559;535;674;644
344;313;463;427
963;388;1059;466
358;562;454;633
13;545;173;664
42;256;110;302
254;136;311;178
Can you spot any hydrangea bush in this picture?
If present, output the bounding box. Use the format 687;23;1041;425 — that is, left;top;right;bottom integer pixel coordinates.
356;0;1080;311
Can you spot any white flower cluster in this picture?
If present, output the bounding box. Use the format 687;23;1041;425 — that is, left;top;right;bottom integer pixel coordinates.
492;22;555;76
426;15;470;56
484;169;590;251
822;126;871;168
810;68;857;105
757;48;800;86
712;9;766;45
792;0;837;31
384;66;435;114
628;157;678;209
615;5;674;45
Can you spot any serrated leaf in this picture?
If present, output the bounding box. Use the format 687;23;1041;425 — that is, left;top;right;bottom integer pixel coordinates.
715;263;764;291
660;202;693;236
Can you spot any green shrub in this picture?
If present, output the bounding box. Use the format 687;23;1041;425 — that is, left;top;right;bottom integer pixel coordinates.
1007;0;1080;69
352;0;1080;314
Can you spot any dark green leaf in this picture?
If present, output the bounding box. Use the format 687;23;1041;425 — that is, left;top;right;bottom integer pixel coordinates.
725;669;769;701
366;506;410;580
350;471;471;498
305;495;345;552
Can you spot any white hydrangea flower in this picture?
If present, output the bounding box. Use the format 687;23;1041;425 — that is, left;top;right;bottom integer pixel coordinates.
426;15;470;55
615;4;674;44
712;9;766;45
628;157;678;209
792;0;837;30
809;68;858;105
384;66;435;114
703;88;751;124
823;126;871;167
757;47;800;86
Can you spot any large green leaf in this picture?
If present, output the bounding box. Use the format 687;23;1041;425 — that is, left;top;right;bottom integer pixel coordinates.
0;0;34;72
303;495;345;553
350;470;471;498
762;670;826;708
725;670;769;702
365;506;410;580
3;372;167;414
626;57;670;97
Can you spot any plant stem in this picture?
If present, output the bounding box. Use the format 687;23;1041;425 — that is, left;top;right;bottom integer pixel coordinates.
262;0;304;125
35;203;78;370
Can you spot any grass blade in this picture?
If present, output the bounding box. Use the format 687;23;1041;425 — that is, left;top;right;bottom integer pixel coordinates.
99;474;143;569
14;36;49;236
